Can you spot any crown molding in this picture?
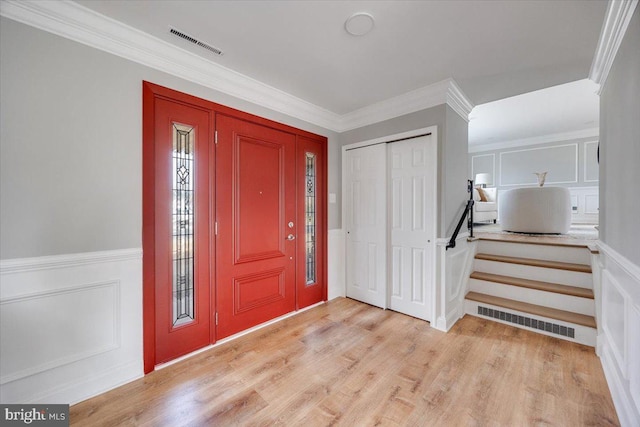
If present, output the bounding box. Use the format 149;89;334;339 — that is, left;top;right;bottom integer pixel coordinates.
0;0;341;130
0;0;473;133
337;78;473;132
446;79;475;123
468;127;600;153
589;0;638;94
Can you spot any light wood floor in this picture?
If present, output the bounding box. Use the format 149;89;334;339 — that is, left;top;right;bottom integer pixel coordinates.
71;298;619;426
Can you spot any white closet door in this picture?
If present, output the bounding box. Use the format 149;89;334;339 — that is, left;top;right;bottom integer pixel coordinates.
344;144;387;308
388;136;434;320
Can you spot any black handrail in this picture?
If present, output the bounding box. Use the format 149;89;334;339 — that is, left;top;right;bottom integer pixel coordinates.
446;180;475;250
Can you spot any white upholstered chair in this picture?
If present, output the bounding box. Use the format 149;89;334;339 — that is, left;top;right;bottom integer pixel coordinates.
473;187;497;223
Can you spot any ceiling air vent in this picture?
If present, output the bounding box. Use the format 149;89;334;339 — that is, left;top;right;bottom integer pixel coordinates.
169;27;223;56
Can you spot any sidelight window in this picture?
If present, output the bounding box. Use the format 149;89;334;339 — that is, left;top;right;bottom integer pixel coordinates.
305;152;316;285
172;123;195;326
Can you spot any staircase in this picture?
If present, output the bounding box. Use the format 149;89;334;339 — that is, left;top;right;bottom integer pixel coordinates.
464;238;597;346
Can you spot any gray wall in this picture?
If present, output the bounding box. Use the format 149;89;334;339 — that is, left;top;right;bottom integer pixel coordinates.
599;7;640;266
443;107;470;237
468;137;599;192
1;16;471;258
339;105;469;238
0;18;339;259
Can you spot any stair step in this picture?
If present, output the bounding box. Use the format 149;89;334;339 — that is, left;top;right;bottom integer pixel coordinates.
477;235;589;249
465;291;596;328
473;259;593;288
475;239;592;265
470;271;594;299
475;253;592;273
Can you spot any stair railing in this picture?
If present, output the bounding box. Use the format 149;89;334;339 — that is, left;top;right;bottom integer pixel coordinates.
446;180;475;250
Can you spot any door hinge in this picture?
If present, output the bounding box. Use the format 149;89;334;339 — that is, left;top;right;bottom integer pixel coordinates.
214;130;218;145
215;221;218;235
215;312;218;325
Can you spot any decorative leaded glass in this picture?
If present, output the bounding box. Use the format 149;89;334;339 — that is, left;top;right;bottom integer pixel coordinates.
172;123;195;326
305;153;316;285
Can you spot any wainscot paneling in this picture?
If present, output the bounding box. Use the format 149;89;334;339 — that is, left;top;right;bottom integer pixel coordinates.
327;229;345;300
434;234;476;331
569;187;599;223
597;242;640;426
0;248;143;404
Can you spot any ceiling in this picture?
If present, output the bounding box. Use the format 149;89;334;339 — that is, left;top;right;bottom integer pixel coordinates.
75;0;607;115
469;79;600;150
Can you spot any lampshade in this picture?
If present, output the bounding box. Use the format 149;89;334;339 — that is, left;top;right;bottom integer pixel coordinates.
475;173;491;186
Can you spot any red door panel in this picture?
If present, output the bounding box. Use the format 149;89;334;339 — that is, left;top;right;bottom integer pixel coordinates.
296;136;327;309
216;114;296;338
236;137;285;262
154;98;213;364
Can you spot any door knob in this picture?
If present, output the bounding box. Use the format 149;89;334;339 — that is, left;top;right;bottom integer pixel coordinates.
287;234;296;241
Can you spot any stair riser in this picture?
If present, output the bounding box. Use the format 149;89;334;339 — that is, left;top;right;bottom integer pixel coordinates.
468;279;595;316
464;300;596;347
473;259;593;288
477;240;591;265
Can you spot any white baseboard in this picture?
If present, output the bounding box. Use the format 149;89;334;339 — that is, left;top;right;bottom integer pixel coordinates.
0;248;143;404
28;361;142;405
434;307;463;332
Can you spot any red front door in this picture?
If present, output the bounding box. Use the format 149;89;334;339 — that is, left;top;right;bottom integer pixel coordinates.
144;82;327;371
152;97;214;364
216;114;297;338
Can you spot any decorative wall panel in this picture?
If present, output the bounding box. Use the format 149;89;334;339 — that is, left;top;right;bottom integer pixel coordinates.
500;144;578;186
0;249;142;404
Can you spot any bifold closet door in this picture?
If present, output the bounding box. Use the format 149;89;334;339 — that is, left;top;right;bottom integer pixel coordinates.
388;136;434;321
344;144;387;308
344;135;435;320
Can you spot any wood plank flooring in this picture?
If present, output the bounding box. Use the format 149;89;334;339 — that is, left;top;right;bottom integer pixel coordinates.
70;298;619;426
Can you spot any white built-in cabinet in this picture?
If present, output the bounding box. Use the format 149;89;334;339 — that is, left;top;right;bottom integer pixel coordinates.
343;132;436;321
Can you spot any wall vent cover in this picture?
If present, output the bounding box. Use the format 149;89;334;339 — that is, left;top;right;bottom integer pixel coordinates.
169;27;223;56
477;305;575;338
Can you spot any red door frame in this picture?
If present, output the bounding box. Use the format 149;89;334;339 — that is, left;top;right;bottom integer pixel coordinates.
143;81;328;373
